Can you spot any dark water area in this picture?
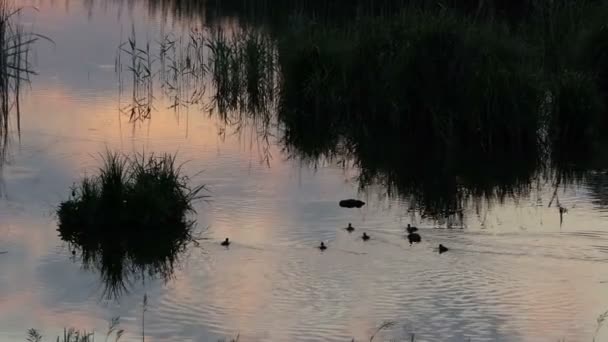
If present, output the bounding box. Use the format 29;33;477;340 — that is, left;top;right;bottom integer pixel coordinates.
0;0;608;341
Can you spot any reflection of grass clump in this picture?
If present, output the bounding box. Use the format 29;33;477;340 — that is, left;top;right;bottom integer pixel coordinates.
57;152;206;298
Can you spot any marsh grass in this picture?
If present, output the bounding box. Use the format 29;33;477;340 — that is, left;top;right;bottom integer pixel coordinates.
157;30;208;110
27;318;123;342
109;1;608;218
25;308;608;341
273;10;547;219
207;27;278;119
117;26;278;121
0;0;46;162
278;10;542;158
57;151;206;298
117;27;155;121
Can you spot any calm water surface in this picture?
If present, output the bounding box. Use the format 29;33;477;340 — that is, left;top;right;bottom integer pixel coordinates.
0;1;607;341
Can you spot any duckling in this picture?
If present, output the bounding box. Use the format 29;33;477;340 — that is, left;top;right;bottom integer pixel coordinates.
407;232;421;244
439;244;448;253
406;224;418;234
319;242;327;251
362;232;370;241
221;238;230;247
345;223;355;232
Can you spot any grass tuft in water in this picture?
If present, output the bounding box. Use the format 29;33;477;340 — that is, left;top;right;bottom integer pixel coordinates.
58;151;205;231
57;151;206;298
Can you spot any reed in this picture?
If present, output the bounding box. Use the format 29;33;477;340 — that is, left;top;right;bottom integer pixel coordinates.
117;27;155;121
0;0;43;160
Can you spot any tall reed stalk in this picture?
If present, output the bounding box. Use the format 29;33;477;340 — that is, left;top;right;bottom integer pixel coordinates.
0;0;43;160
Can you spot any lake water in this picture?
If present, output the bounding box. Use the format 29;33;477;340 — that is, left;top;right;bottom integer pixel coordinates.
1;1;608;341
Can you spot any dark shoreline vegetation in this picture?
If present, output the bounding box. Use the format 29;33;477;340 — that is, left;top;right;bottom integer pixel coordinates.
57;152;206;298
110;0;608;222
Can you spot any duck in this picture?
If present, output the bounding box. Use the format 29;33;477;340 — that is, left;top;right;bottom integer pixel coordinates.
339;199;366;208
406;224;418;233
439;244;448;253
221;238;231;247
345;223;355;232
407;232;421;244
319;242;327;251
362;232;370;241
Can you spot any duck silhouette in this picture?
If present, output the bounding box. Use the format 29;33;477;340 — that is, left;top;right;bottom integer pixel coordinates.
407;232;421;244
362;232;370;241
346;223;355;232
339;199;366;208
319;242;327;251
221;238;230;247
439;244;448;253
406;224;418;233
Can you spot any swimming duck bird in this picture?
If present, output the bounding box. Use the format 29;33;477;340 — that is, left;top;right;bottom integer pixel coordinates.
362;232;370;241
319;242;327;251
346;223;355;232
406;224;418;233
221;238;230;247
439;244;448;253
407;232;421;244
339;199;366;208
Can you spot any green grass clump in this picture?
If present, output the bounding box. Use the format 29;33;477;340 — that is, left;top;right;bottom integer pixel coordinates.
58;151;204;232
57;152;205;298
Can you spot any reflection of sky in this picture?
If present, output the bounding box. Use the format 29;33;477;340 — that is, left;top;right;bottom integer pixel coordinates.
0;1;607;341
